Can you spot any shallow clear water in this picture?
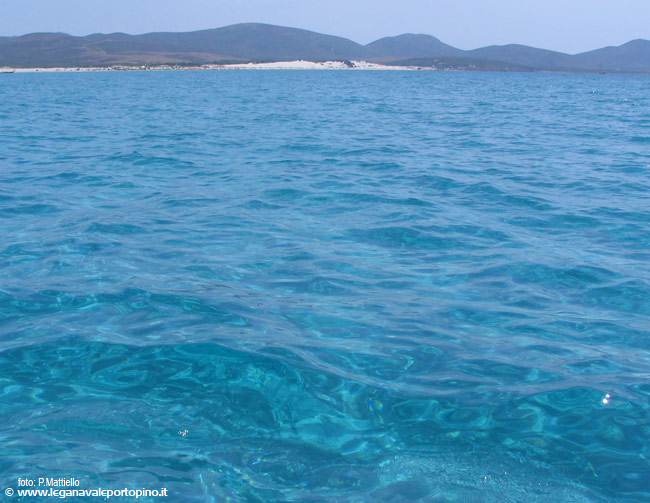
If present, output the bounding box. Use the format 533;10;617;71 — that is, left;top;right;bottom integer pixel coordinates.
0;70;649;502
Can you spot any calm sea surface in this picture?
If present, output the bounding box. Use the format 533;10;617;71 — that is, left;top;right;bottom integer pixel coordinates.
1;70;649;502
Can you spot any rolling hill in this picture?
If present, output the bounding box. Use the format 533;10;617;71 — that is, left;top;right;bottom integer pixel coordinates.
0;23;648;72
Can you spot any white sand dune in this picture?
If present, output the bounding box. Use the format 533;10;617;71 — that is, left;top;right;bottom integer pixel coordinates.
209;60;421;70
11;61;428;72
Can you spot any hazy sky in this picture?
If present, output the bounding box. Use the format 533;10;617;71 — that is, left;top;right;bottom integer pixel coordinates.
2;0;649;54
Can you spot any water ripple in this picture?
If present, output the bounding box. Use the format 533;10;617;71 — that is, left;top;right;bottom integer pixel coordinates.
1;71;649;502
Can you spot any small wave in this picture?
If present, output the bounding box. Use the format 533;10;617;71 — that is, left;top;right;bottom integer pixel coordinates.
347;226;465;250
0;203;59;215
85;222;146;234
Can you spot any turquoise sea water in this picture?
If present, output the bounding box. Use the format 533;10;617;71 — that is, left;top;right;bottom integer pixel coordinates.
0;70;649;502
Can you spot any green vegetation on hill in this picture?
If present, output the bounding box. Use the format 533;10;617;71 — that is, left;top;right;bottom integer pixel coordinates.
0;23;648;72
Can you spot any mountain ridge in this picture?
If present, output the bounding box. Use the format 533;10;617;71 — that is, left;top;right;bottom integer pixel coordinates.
0;23;648;72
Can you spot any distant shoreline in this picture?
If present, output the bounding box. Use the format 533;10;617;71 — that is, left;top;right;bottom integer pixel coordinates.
4;61;643;74
6;61;425;72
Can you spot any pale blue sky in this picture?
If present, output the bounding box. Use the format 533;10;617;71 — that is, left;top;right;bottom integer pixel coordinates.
1;0;649;54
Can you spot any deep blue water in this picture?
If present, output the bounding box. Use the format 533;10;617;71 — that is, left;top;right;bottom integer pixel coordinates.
0;70;649;502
